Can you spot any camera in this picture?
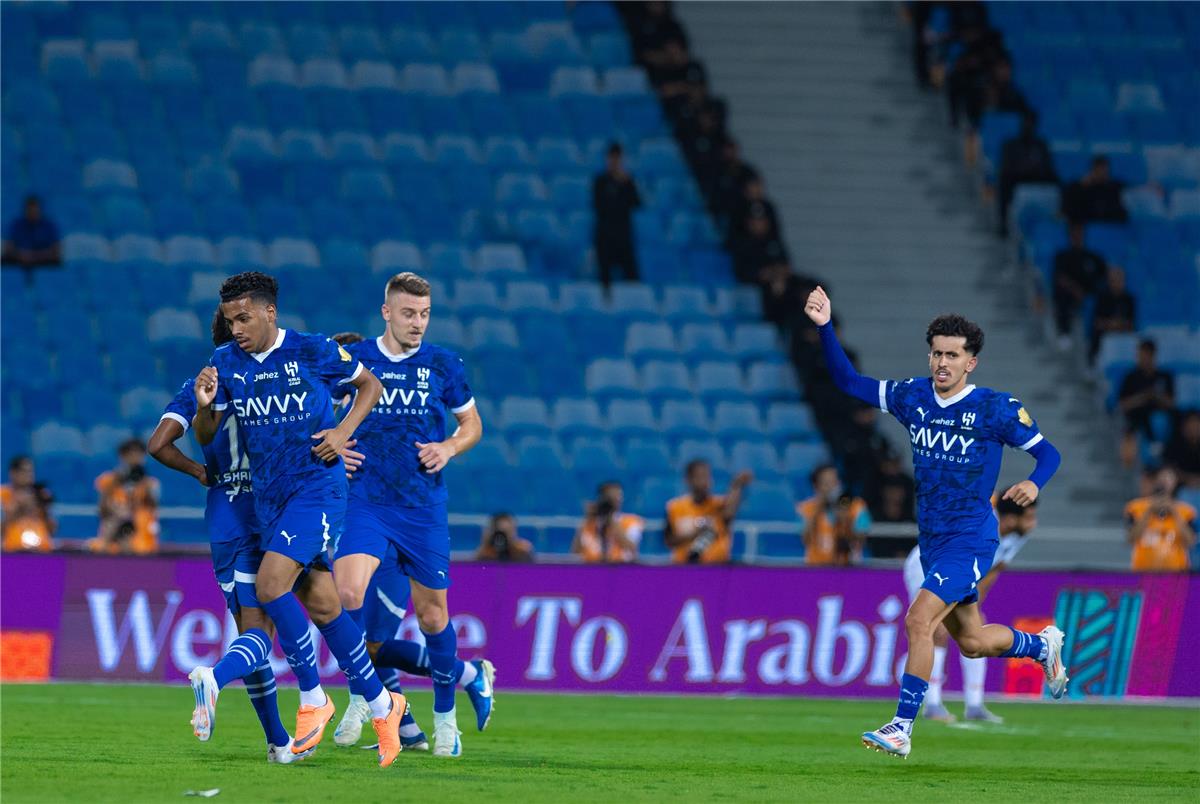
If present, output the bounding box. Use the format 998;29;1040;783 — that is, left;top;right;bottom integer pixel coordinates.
687;518;717;563
594;496;617;520
122;465;147;484
488;528;511;560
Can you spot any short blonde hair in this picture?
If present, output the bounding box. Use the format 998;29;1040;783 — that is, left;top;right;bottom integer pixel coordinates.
385;272;431;300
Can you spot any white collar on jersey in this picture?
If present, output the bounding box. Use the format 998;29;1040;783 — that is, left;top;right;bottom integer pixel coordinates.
376;336;421;362
250;328;287;363
933;382;976;408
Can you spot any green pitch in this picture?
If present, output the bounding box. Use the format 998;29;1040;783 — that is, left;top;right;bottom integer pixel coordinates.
2;684;1197;802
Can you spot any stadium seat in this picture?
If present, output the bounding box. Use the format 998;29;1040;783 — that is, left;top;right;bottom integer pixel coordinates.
747;362;800;402
552;397;606;442
499;396;552;440
675;438;728;472
625;322;678;365
713;401;767;443
605;398;658;441
585;358;640;402
739;481;796;520
730;441;783;479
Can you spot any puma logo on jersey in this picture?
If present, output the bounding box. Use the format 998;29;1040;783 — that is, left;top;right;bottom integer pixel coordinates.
932;572;948;586
916;406;927;421
280;530;296;546
233;373;247;383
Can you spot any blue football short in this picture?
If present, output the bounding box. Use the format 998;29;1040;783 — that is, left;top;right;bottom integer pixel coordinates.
918;519;999;606
362;549;412;643
338;500;450;590
207;492;262;613
262;482;345;572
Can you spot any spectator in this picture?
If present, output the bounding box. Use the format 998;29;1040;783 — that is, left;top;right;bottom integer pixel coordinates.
730;175;780;246
1163;411;1200;488
1061;156;1128;225
759;262;817;335
651;39;709;119
2;195;62;268
92;438;160;555
996;111;1057;236
707;139;758;218
796;464;872;566
624;0;688;67
1051;223;1106;350
475;512;534;562
592;142;642;289
732;206;788;284
573;481;643;563
866;453;916;523
1125;466;1196;571
1117;339;1175;466
1;456;55;552
838;404;895;496
1090;265;1137;363
664;461;751;564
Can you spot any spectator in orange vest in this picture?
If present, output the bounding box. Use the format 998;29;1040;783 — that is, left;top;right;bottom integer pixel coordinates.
796;464;871;566
664;460;752;564
1125;466;1196;571
573;481;644;563
1;455;55;552
92;438;160;555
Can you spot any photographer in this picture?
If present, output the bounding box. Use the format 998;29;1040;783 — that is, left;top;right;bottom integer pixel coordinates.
1125;466;1196;572
796;464;871;566
475;512;534;562
573;481;643;563
2;456;56;551
664;460;751;564
91;438;160;555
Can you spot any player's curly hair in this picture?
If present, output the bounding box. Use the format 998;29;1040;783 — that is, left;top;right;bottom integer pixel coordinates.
926;314;984;355
210;307;233;347
332;331;365;346
219;271;278;305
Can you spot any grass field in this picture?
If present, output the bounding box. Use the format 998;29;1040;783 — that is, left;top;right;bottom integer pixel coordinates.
2;684;1197;802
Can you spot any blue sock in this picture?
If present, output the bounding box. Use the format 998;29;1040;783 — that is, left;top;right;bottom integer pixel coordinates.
318;611;384;702
243;661;290;747
379;667;405;694
260;594;321;692
374;639;431;676
1000;627;1046;660
374;639;467;684
213;628;272;689
422;624;458;714
345;606;365;631
895;673;929;721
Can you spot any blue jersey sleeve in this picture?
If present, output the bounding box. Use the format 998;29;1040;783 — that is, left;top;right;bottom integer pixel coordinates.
441;353;474;413
162;379;198;431
311;335;364;388
881;378;924;425
991;392;1043;451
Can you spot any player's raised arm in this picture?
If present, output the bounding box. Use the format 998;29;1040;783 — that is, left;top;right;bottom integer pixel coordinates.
803;286;885;408
148;418;208;487
192;366;222;446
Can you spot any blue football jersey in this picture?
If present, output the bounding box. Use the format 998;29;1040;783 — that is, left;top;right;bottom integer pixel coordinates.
344;337;474;508
209;329;361;526
161;379;257;543
878;378;1043;547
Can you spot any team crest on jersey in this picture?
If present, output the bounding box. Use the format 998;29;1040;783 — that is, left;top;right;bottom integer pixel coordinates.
962;412;976;428
417;366;430;390
1017;406;1033;426
284;360;301;386
337;345;352;362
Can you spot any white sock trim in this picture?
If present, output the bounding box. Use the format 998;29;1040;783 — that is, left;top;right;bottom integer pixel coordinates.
299;685;327;708
458;662;478;688
367;688;392;720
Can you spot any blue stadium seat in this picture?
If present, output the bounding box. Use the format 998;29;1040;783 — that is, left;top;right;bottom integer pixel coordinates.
515;435;566;474
694;361;743;403
625;322;678;365
458;282;506;321
370;240;422;273
585;358;640;402
731;323;783;363
468;316;520;355
552;397;606;442
731;441;784;480
676;438;728;473
739;481;796;521
713;401;766;443
660;286;714;324
747;362;800;402
783;443;832;482
641;360;692;402
499;396;552;440
659;399;710;442
268;237;319;269
766;403;820;442
571;436;622;489
476;243;527;277
678;323;733;361
605;398;658;441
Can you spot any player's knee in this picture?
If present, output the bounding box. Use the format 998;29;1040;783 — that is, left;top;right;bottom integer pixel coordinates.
337;584;366;612
904;609;933;642
957;633;986;658
255;576;288;604
413;599;448;632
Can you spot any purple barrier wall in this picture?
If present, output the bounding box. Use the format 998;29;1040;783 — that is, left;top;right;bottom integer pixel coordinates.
3;554;1197;698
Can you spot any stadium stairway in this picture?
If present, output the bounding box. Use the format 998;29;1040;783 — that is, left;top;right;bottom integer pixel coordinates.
678;1;1131;533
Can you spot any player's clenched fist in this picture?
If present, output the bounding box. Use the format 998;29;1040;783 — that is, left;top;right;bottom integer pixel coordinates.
194;366;219;407
1001;480;1040;507
804;285;832;326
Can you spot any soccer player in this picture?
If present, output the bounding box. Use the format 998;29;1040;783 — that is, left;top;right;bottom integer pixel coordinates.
331;272;490;759
191;272;408;767
802;286;1066;758
903;495;1038;723
147;310;304;762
